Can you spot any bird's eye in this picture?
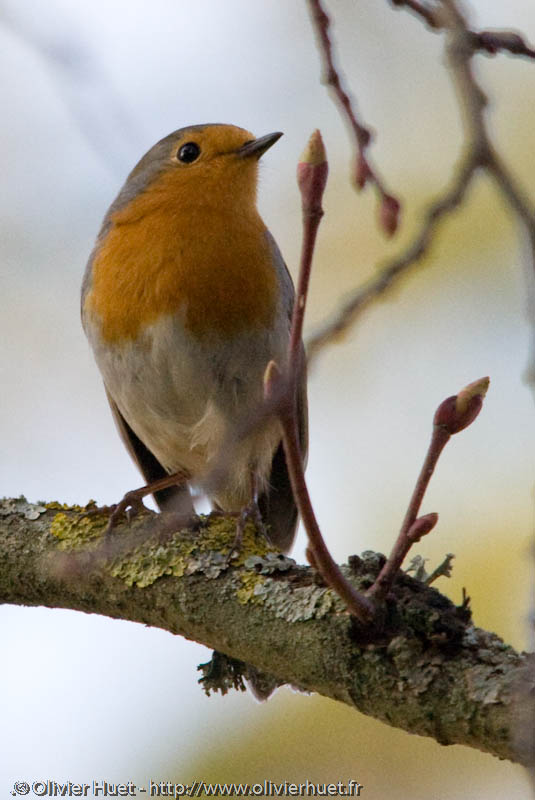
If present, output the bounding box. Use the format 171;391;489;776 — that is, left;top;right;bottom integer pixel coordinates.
177;142;200;163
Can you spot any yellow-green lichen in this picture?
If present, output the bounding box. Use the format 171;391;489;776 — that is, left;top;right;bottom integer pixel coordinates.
50;512;107;550
46;501;96;514
109;537;196;588
236;572;267;605
195;516;236;554
49;507;281;592
108;512;281;591
109;520;234;588
195;516;273;563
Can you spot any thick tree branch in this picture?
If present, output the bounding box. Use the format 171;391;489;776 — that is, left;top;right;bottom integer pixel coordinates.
1;497;533;766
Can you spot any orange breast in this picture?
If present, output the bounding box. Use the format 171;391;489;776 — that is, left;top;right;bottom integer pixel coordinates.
85;170;278;343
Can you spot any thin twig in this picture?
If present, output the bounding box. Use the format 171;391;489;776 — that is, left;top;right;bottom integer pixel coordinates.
390;0;535;61
369;377;489;601
306;0;401;235
278;392;375;623
266;131;376;624
289;131;327;374
471;30;535;60
389;0;439;29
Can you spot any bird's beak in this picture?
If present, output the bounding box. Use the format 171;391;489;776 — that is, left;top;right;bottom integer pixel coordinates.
237;131;283;158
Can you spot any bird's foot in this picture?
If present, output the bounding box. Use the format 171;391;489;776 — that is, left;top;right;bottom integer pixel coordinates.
96;470;191;540
226;500;267;564
103;488;150;538
81;498;145;532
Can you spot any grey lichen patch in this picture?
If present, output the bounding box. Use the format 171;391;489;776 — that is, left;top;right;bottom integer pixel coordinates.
387;635;443;695
465;665;504;705
232;549;344;620
0;496;47;520
243;552;296;574
186;550;228;579
245;576;344;622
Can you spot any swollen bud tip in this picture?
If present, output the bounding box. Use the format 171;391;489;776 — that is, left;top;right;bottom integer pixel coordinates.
408;512;439;542
297;130;329;214
299;129;327;166
455;377;490;416
434;376;489;435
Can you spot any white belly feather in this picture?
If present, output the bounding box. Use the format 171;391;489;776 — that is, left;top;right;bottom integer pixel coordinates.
84;311;286;509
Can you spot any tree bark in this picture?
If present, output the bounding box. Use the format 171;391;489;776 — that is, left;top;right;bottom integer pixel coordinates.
1;497;533;766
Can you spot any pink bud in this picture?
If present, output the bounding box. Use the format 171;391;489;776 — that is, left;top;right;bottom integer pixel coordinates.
434;377;489;435
380;193;401;236
407;512;439;543
297;130;328;216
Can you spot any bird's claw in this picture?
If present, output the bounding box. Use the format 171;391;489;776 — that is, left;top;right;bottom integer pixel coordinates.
226;501;267;564
104;490;150;538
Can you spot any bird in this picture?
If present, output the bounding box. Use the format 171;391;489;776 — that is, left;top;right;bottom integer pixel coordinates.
81;123;307;555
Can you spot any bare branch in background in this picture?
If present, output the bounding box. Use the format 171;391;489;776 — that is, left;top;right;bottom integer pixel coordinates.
390;0;535;60
306;0;401;236
471;30;535;60
439;0;535;393
306;151;478;360
389;0;439;29
307;0;535;395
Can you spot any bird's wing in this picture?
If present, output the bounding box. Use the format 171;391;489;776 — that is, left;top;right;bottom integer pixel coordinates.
105;388;194;514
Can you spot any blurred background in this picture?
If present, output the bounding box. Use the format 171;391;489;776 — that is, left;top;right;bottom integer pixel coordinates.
1;0;534;796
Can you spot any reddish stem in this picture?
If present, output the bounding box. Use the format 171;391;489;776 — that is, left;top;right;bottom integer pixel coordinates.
273;130;376;624
389;0;439;29
369;377;489;600
369;425;449;601
289;155;327;375
279;403;375;624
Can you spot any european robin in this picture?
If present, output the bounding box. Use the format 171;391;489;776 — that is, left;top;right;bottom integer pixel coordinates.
82;124;307;553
